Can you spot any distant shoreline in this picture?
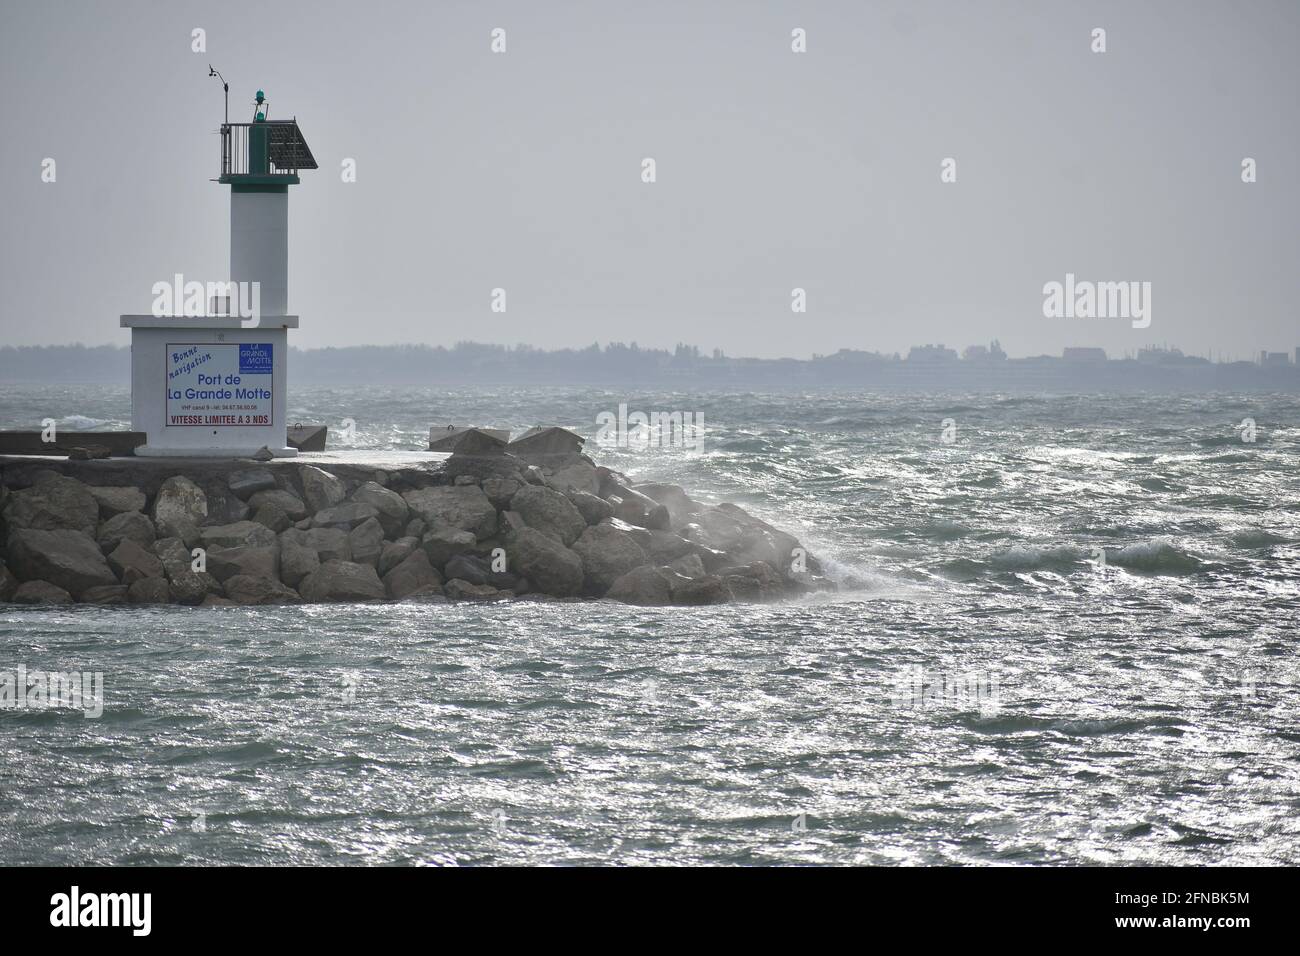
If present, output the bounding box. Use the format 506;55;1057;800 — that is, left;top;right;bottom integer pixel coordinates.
2;342;1298;391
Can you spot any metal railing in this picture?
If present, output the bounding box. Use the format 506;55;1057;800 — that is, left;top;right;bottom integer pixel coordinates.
219;120;316;177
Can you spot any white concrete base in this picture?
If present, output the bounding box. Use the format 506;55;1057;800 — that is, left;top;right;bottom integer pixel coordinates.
119;319;295;458
134;444;298;459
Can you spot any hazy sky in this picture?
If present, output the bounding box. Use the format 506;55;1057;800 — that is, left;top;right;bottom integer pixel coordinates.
2;0;1297;359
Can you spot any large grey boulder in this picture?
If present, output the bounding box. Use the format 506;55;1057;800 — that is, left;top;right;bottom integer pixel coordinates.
687;504;801;570
246;488;308;522
499;510;527;535
278;533;320;588
87;485;147;519
298;560;386;602
7;528;118;598
166;571;209;606
631;482;701;527
443;554;491;586
295;527;352;563
377;537;419;576
402;486;498;540
719;561;786;602
568;490;614;526
299;465;347;513
602;516;653;550
97;511;156;554
420;526;477;570
606;486;672;531
3;476;99;536
153;537;221;596
151;476;208;545
347;517;385;567
0;564;18;601
12;580;74;605
442;553;520;591
107;539;165;584
206;545;280;584
251;501;292;533
668;553;706;578
571;523;648;593
311;502;380;531
383;550;442;600
444;579;509;601
641;529;696;564
199;520;277;551
481;477;520;510
544;460;601;496
227;467;277;499
151;536;191;571
152;536;192;576
605;565;674;606
200;480;251;525
510;484;586;546
441;451;527;484
594;465;631;498
224;574;300;605
350;482;409;537
127;577;172;604
80;584;129;605
671;573;732;605
506;527;583;597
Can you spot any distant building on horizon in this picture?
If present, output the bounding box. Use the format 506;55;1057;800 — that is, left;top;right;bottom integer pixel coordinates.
1063;347;1107;363
907;344;958;363
1136;345;1204;366
1260;350;1291;367
962;340;1008;362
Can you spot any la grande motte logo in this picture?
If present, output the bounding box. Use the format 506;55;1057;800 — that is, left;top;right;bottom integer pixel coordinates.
50;886;151;937
1043;273;1151;329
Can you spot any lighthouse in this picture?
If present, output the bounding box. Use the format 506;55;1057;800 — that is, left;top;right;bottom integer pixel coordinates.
121;85;317;457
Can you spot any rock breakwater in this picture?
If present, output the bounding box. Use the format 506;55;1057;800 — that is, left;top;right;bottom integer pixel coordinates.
0;445;833;607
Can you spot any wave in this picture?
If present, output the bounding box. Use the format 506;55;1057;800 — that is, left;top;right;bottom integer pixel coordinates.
1201;453;1256;465
1227;529;1290;548
959;713;1188;736
972;539;1203;576
1106;539;1202;574
933;558;986;582
1136;476;1182;493
1185;492;1261;508
989;544;1086;572
60;414;113;430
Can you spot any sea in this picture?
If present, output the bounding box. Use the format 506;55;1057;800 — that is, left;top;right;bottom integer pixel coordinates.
1;385;1298;865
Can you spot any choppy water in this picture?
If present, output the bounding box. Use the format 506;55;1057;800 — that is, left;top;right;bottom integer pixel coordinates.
2;386;1299;865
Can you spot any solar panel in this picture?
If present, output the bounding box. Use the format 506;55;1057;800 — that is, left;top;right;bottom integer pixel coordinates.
265;120;318;171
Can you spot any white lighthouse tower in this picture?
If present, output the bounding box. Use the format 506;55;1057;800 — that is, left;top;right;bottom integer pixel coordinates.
121;84;317;457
